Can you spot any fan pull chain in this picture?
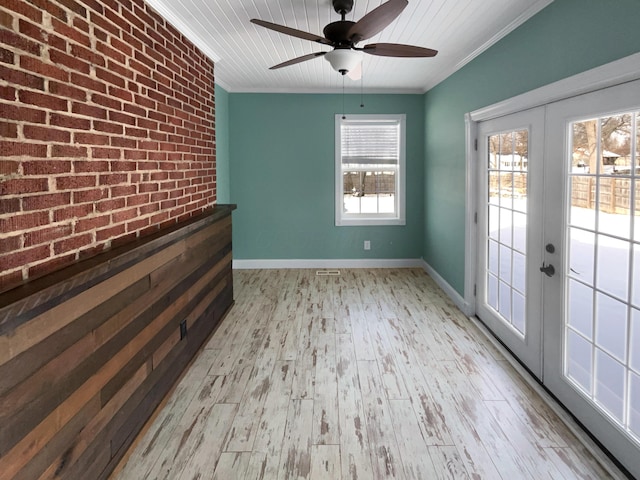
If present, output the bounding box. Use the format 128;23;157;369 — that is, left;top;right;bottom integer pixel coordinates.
342;75;346;119
360;64;364;108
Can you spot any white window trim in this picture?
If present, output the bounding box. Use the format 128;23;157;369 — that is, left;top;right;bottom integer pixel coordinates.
335;114;406;226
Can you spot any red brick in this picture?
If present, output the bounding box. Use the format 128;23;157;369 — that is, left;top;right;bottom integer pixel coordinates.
18;90;68;111
73;187;108;202
106;60;133;81
139;202;159;214
22;160;72;175
111;137;136;148
0;28;40;55
70;43;105;67
22;192;71;210
74;160;109;173
0;85;16;100
91;93;121;110
51;17;91;46
111;207;137;223
3;1;42;22
54;233;92;254
92;147;121;159
93;120;123;134
125;127;147;138
112;185;136;197
126;216;149;232
126;193;149;207
70;72;106;93
0;235;22;254
0;47;14;64
75;214;110;232
0;65;44;90
96;198;125;212
124;149;146;160
52;144;87;157
24;224;73;247
108;111;135;125
72;102;107;119
99;173;127;185
49;49;90;74
50;113;91;130
74;132;110;145
109;86;133;102
96;223;125;242
0;197;21;214
0;122;18;139
49;81;87;101
0;141;47;157
53;203;93;222
23;125;71;143
79;0;104;15
96;40;125;64
0;211;49;232
95;67;125;88
56;175;96;190
110;160;136;171
0;245;50;271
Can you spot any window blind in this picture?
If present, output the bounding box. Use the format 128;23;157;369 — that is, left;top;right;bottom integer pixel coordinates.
341;120;400;166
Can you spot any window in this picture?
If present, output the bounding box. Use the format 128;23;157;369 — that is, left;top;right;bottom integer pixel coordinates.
335;114;406;226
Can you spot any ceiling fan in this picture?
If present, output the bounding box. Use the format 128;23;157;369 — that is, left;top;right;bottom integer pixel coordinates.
251;0;437;78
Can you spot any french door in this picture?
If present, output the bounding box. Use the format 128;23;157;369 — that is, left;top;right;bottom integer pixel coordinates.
476;80;640;477
476;107;545;379
543;80;640;477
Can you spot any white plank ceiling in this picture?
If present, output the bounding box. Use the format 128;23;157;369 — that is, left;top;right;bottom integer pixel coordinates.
145;0;553;93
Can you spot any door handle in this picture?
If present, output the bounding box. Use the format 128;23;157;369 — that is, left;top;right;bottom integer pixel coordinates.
540;263;555;277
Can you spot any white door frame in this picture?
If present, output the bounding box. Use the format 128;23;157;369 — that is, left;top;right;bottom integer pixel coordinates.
464;52;640;317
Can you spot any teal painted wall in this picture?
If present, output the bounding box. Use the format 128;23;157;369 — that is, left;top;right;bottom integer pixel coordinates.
214;84;231;204
423;0;640;295
229;93;425;260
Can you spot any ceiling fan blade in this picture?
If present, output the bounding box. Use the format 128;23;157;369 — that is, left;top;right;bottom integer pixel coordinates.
251;19;332;45
269;52;328;70
362;43;438;57
348;0;408;43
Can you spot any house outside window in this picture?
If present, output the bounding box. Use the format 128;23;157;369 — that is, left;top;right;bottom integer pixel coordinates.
335;114;406;226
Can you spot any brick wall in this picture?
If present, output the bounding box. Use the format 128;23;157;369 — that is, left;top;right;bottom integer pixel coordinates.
0;0;216;294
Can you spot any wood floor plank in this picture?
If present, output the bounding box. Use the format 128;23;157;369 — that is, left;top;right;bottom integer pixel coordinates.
335;334;374;480
310;445;341;480
429;445;471;480
388;399;439;480
175;403;238;480
213;452;252;480
357;360;405;479
277;399;314;480
312;334;340;445
112;269;620;480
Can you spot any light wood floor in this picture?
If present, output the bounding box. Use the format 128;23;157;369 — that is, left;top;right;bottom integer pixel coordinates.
112;268;617;479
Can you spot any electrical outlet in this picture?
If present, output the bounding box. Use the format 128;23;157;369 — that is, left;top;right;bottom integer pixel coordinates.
364;240;371;250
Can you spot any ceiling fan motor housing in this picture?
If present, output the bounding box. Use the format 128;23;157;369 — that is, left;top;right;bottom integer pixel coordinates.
323;21;356;46
332;0;354;15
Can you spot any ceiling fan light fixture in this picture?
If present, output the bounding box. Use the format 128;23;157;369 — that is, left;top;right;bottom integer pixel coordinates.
324;49;363;75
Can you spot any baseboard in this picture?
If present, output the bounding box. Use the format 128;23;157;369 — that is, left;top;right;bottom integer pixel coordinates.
420;259;474;316
232;258;425;270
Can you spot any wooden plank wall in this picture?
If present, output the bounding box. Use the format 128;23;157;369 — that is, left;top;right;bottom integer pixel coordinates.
0;206;235;480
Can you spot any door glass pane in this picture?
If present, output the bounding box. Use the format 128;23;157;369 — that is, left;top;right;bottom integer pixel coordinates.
595;349;625;423
569;228;595;285
565;110;640;442
596;235;629;300
485;130;529;336
595;293;628;362
567;329;593;393
568;279;593;339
